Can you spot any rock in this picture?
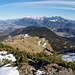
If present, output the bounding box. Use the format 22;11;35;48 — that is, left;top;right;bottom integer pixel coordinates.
18;63;35;75
68;68;73;73
38;64;75;75
18;63;75;75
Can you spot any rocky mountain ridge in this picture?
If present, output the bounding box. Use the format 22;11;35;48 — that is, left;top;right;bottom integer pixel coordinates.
0;16;75;28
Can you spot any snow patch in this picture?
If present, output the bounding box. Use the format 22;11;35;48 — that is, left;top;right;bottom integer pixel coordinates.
0;67;19;75
17;34;30;39
0;52;16;62
61;53;75;62
43;42;47;48
38;41;41;46
0;51;19;75
0;51;7;55
38;38;47;48
34;70;45;75
50;20;57;22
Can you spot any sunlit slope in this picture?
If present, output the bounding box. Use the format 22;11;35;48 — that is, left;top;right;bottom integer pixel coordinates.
2;36;54;54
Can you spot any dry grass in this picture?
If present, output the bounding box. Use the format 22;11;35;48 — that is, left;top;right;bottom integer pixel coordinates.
2;36;54;54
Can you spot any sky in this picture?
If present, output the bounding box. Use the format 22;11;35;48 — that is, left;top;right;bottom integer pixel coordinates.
0;0;75;20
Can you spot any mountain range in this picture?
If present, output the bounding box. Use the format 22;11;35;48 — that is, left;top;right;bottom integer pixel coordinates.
0;16;75;28
1;16;75;34
0;16;75;43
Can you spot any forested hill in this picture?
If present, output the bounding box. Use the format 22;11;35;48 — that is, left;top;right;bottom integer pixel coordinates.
10;26;75;53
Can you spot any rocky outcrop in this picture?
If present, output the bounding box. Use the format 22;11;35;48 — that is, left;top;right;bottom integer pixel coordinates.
39;64;75;75
18;63;35;75
18;63;75;75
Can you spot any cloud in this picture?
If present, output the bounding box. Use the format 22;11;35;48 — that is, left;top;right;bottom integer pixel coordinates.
51;6;75;11
0;0;75;11
28;1;75;5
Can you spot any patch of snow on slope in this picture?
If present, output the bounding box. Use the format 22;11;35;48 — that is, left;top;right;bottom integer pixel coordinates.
50;20;57;22
34;70;45;75
0;51;7;55
0;51;19;75
0;51;16;62
61;53;75;62
0;67;19;75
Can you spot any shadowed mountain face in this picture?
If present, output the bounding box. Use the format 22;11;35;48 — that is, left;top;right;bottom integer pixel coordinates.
57;28;75;36
10;26;56;37
9;26;75;53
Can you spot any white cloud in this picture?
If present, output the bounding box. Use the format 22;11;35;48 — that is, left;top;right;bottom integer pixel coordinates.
0;1;75;11
51;6;75;11
28;1;75;5
0;0;75;6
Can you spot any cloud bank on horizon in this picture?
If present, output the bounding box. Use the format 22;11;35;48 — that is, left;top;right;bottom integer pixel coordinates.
0;0;75;20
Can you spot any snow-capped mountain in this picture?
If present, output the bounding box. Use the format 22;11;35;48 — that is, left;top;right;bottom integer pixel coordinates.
0;16;75;29
13;16;75;29
0;16;75;39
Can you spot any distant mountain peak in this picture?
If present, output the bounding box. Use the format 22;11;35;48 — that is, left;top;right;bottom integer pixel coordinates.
0;16;75;29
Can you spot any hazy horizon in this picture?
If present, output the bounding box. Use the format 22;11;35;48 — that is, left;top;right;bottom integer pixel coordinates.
0;16;75;21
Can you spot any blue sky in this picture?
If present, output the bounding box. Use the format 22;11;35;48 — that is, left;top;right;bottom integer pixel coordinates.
0;0;75;20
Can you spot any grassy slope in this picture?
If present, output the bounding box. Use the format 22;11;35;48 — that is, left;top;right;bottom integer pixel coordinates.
9;26;75;53
2;36;54;54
